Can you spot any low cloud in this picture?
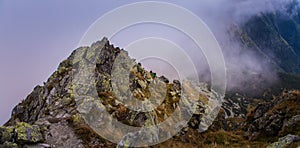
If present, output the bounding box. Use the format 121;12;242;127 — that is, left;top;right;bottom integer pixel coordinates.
189;0;298;94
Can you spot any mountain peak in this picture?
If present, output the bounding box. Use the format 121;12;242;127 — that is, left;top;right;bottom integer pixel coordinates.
1;37;299;147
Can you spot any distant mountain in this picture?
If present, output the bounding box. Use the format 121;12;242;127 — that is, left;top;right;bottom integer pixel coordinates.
242;8;300;74
224;5;300;98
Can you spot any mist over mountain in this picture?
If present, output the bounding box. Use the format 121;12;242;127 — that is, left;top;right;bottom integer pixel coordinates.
188;0;300;95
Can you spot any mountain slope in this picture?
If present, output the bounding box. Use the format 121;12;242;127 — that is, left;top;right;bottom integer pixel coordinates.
241;8;300;74
0;37;299;148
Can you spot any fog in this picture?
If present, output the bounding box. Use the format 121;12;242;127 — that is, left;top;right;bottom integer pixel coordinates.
186;0;299;94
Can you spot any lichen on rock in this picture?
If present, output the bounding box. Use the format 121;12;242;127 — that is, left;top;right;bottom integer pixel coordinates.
15;122;43;144
1;37;299;147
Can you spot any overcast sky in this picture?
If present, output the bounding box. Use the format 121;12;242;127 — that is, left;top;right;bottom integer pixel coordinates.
0;0;209;125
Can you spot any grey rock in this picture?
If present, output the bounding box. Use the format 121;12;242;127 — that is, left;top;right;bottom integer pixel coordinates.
15;122;43;144
281;115;300;132
267;134;300;148
44;121;83;148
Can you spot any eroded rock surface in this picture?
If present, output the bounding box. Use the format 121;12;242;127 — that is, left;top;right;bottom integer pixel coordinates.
1;37;299;148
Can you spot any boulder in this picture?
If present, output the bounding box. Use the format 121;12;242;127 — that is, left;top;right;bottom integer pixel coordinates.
15;122;43;144
267;134;300;148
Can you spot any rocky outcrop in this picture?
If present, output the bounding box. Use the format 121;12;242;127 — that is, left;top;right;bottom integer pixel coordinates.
222;93;250;118
267;134;300;148
0;122;44;147
0;37;214;147
1;38;123;147
244;90;300;141
1;37;300;147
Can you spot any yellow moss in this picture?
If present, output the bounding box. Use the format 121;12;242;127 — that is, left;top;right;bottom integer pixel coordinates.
15;122;31;141
30;128;41;142
5;126;14;133
72;114;84;124
0;126;14;141
70;93;75;99
58;67;67;74
3;142;18;148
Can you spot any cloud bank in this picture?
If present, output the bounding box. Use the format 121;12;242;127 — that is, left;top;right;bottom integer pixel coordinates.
188;0;299;94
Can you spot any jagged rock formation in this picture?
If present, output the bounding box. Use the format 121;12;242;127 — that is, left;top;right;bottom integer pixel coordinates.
222;93;250;118
0;37;215;147
244;90;300;141
0;122;44;147
1;37;299;148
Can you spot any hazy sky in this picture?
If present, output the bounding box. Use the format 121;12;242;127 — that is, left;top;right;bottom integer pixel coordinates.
0;0;206;125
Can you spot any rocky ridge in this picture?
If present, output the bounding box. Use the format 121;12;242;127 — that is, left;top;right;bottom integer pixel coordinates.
0;37;299;148
1;37;214;147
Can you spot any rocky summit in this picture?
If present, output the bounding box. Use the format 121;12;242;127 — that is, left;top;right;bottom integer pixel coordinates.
1;37;300;148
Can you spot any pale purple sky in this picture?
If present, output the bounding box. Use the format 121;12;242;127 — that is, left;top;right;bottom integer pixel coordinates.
0;0;205;125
